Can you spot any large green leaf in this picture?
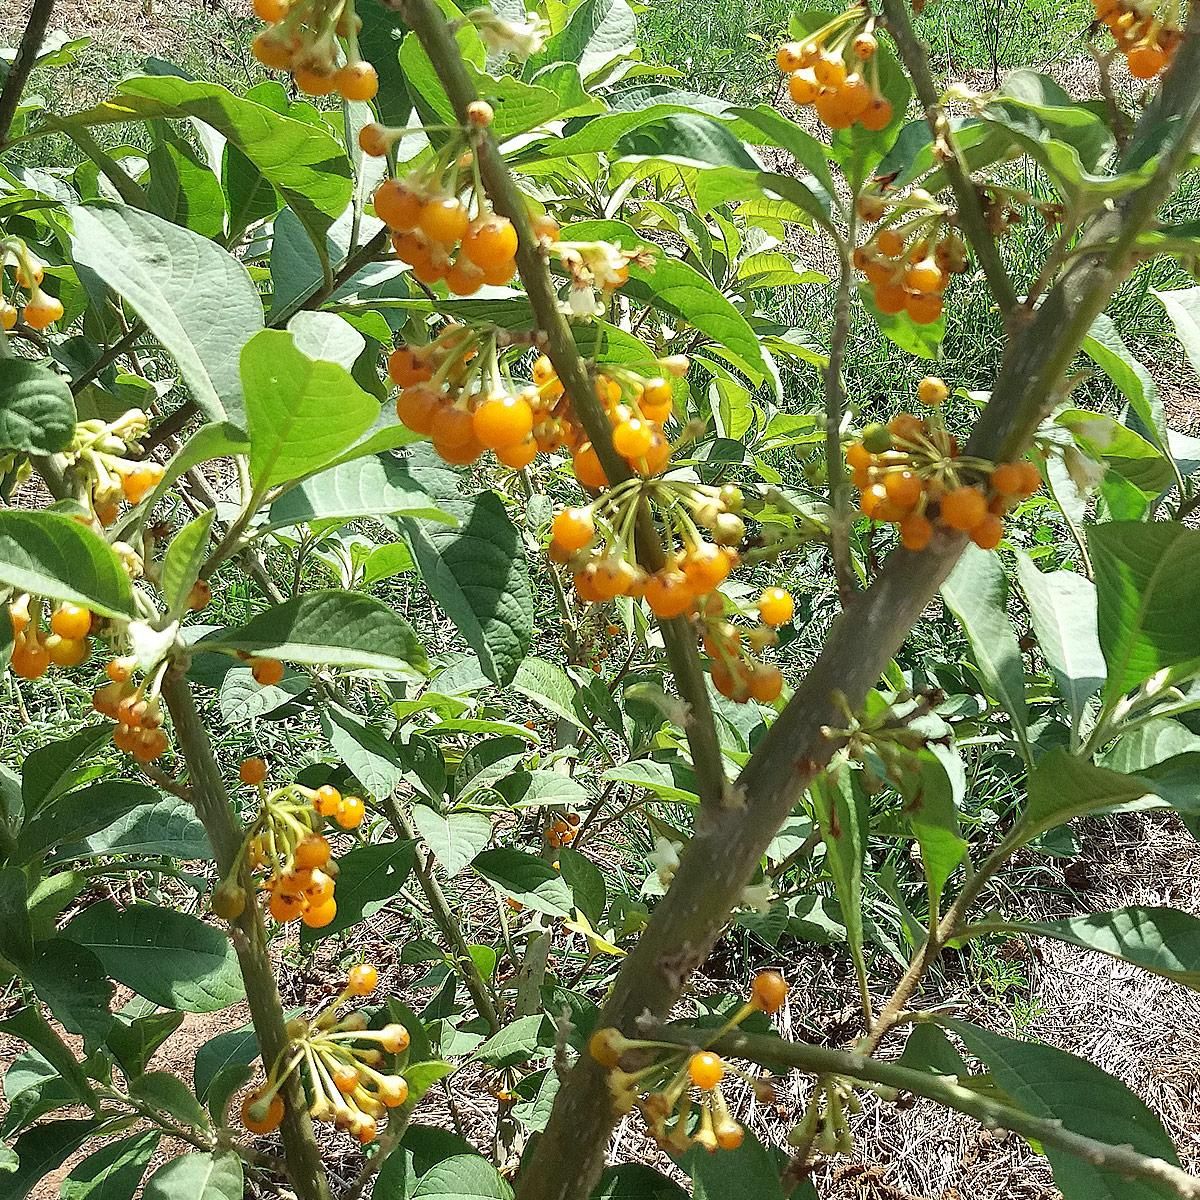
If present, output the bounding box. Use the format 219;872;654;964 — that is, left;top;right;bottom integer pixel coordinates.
266;453;455;530
24;940;114;1052
944;1019;1180;1200
413;807;493;878
60;1131;160;1200
0;511;135;618
20;723;112;815
240;329;379;489
4;1120;101;1200
594;1165;689;1200
401;491;533;688
957;906;1200;990
1082;315;1168;454
0;359;77;454
410;1155;513;1200
72;794;210;860
564;218;769;382
473;1015;551;1068
1089;522;1200;699
15;780;161;864
301;839;415;941
473;848;573;917
64;901;244;1013
682;1127;786;1200
0;866;34;967
1014;553;1105;734
0;1006;98;1110
810;769;868;985
942;545;1029;758
134;422;250;520
55;75;352;250
161;509;215;616
204;590;426;674
69;204;263;423
1017;750;1155;840
321;706;405;799
143;1151;243;1200
891;749;967;906
1155;286;1200;381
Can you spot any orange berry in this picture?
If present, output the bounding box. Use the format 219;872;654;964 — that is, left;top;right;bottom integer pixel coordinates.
302;896;337;928
336;60;378;101
815;88;855;129
588;1027;625;1068
905;291;943;325
496;436;537;470
419;197;469;245
876;228;905;258
473;392;534;449
388;347;432;388
106;656;135;684
358;122;391;157
348;963;379;996
838;74;872;119
242;1091;284;1135
240;758;268;785
688;1051;725;1090
852;31;878;58
378;1076;409;1107
392;230;430;266
917;376;949;406
883;470;922;510
332;1062;360;1093
532;354;557;385
0;302;16;330
788;70;820;105
845;442;874;472
462;214;518;269
252;30;292;69
757;586;794;626
269;890;304;922
776;41;804;72
304;869;334;904
431;404;476;452
990;462;1025;496
445;258;483;296
1017;461;1042;496
252;0;288;19
380;1024;410;1054
716;1122;745;1151
813;52;846;88
643;569;693;619
295;835;332;869
572;442;609;490
252;658;285;687
396;385;441;435
939;486;988;531
874;283;908;315
294;66;337;96
749;662;783;703
905;257;945;295
970;513;1004;550
121;464;163;505
1127;43;1167;77
751;969;788;1014
313;785;342;817
552;506;595;552
859;95;893;131
899;513;933;551
46;634;89;668
50;603;92;639
613;418;654;459
336;795;366;829
859;483;889;519
187;579;212;611
22;289;63;330
681;543;733;594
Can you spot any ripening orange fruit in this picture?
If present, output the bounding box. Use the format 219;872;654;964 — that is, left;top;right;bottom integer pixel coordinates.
419;197;470;245
905;291;943;325
970;513;1004;550
552;506;595;552
788;70;820;105
643;569;693;618
899;512;933;551
313;785;341;817
859;95;893;131
50;603;92;640
239;757;268;785
1126;43;1167;77
884;470;923;510
348;963;379;995
303;896;337;928
749;662;783;703
252;0;288;20
496;436;537;470
242;1091;284;1134
336;795;366;829
572;442;609;490
294;834;331;869
252;658;285;687
22;289;63;330
473;392;534;450
294;66;338;96
757;586;794;627
917;376;949;406
813;52;847;88
751;969;789;1013
46;635;89;668
688;1051;725;1090
269;889;304;922
776;41;804;72
336;61;378;101
462;214;519;269
375;180;424;231
681;543;733;593
396;385;441;435
939;486;988;531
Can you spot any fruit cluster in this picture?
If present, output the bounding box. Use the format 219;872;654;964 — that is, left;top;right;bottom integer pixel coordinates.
8;596;96;679
212;768;366;929
58;409;164;529
1;239;62;331
589;971;788;1154
91;655;171;763
853;191;968;326
549;477;792;704
251;0;379;99
777;11;893;132
241;965;413;1145
847;376;1042;552
545;812;580;848
1092;0;1182;77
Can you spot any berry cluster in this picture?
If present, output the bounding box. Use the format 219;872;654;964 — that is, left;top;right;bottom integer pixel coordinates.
545;812;580;848
58;410;164;528
241;965;413;1145
1;239;62;331
251;0;379;99
589;971;788;1154
1093;0;1182;77
91;655;171;763
9;597;96;680
854;191;968;326
212;768;366;929
549;476;791;705
777;11;893;132
847;377;1042;552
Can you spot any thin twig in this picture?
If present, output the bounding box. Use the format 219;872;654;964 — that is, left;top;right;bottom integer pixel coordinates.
0;0;55;149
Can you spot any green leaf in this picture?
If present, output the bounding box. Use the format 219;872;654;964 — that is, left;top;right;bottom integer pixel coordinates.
1082;315;1168;454
240;329;379;489
146;128;226;241
1057;409;1174;494
15;780;161;864
892;750;967;906
512;657;587;732
943;1019;1180;1200
203;1062;253;1126
161;509;215;616
134;422;250;517
4;1120;101;1200
942;545;1029;759
0;511;136;618
193;1024;261;1100
357;2;412;127
75;794;211;860
24;940;114;1052
412;807;492;878
0;359;77;454
401;491;533;688
494;770;588;810
143;1151;243;1200
682;1126;786;1200
473;1015;550;1068
107;1009;185;1080
60;1131;160;1200
129;1071;212;1131
601;758;699;805
593;1165;689;1200
322;705;405;799
810;769;868;988
69;203;262;423
558;848;606;926
0;866;34;966
57;74;352;251
1154;286;1200;382
204;589;427;674
65;900;244;1013
0;1007;98;1110
1089;522;1200;699
531;0;637;76
1016;750;1155;841
301;839;415;941
473;847;573;917
958;906;1200;991
21;723;113;815
410;1155;513;1200
266;454;455;530
404;1059;455;1103
1015;552;1105;733
565;219;768;383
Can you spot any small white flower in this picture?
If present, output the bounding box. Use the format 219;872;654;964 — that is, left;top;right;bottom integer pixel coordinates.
568;283;602;318
649;836;682;886
469;10;549;59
